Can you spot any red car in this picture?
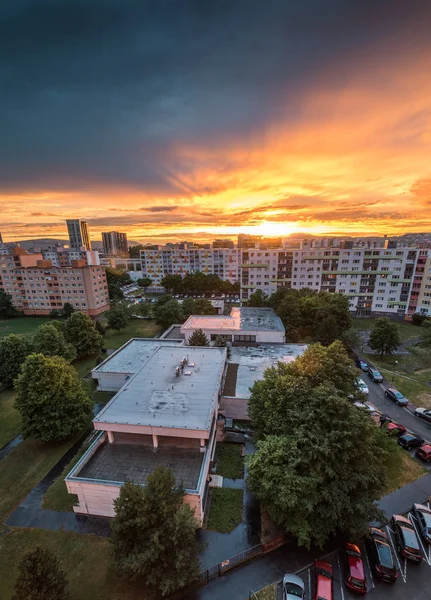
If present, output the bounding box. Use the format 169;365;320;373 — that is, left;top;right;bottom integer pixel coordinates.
314;560;333;600
386;422;407;436
416;444;431;462
343;543;367;594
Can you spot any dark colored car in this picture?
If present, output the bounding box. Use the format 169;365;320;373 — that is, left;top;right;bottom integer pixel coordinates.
356;359;368;371
367;366;383;383
386;421;407;436
384;388;408;406
414;408;431;423
416;444;431;462
314;560;333;600
366;527;398;582
398;434;425;450
391;514;422;562
343;543;367;594
413;503;431;543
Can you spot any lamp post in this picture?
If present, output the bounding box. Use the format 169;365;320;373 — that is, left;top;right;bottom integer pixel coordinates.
392;360;398;383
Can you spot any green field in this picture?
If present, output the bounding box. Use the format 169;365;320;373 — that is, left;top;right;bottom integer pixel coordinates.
215;443;244;479
352;317;420;344
104;320;161;349
0;529;151;600
0;389;21;448
207;488;243;533
0;316;53;338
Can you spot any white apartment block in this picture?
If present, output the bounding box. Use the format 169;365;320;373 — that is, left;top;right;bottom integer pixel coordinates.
140;248;239;285
42;247;100;268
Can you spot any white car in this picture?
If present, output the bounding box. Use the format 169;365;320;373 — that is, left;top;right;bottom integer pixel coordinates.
356;378;369;395
283;574;305;600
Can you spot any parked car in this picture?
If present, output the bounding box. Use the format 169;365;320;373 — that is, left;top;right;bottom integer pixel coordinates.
343;543;367;594
412;503;431;543
356;378;369;395
391;514;422;562
386;421;407;436
384;388;408;406
314;560;333;600
367;366;383;383
416;444;431;462
283;574;305;600
366;527;398;582
356;359;368;371
414;408;431;423
398;433;425;450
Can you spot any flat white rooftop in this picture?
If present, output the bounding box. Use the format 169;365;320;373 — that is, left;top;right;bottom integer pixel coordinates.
94;346;226;431
226;344;307;399
181;307;284;333
94;338;184;374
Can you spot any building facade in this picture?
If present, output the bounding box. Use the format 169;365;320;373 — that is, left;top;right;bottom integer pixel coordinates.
102;231;128;256
0;248;110;315
42;246;100;267
66;219;91;250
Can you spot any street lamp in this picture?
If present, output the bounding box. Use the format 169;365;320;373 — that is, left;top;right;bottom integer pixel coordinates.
392;360;398;383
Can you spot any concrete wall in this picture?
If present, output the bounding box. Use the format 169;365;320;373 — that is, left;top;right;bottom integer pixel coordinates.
182;327;285;344
92;371;131;392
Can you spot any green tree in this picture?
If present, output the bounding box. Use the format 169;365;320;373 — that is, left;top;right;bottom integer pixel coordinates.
128;244;145;258
63;312;104;358
247;289;269;307
137;277;152;288
133;301;150;318
248;341;359;436
214;335;231;358
181;297;196;319
193;298;217;315
32;323;77;362
188;328;210;346
49;309;60;318
315;313;340;345
412;313;427;326
95;320;106;336
106;305;130;330
15;354;93;442
111;469;200;596
340;327;361;350
105;266;131;300
12;546;70;600
154;299;183;330
0;334;33;386
421;320;431;348
0;289;16;318
247;385;391;548
62;302;75;318
161;274;183;294
369;317;401;357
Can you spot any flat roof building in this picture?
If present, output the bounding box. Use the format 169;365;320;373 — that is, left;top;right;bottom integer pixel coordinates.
180;306;285;344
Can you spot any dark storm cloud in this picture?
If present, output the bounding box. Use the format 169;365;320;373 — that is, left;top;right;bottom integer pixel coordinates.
0;0;430;194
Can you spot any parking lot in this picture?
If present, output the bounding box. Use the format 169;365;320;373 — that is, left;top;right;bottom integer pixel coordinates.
291;504;431;600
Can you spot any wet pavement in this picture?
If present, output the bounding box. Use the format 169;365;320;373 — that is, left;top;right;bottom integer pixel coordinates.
0;434;23;461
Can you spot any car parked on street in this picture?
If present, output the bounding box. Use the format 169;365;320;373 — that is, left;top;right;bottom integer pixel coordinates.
386;421;407;436
384;388;408;406
415;444;431;462
355;378;369;395
398;434;425;450
366;527;398;582
367;366;383;382
414;408;431;423
343;543;367;594
412;503;431;544
314;560;333;600
391;514;422;562
356;358;368;371
283;574;305;599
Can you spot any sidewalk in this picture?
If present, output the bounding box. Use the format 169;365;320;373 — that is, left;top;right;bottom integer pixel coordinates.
184;475;431;600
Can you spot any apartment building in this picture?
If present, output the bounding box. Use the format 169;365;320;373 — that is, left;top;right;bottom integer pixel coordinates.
102;231;128;256
0;247;110;316
140;247;239;285
42;246;100;267
66;219;91;250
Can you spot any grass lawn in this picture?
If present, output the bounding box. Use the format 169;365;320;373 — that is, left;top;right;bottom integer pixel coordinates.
42;439;92;512
254;584;277;600
74;355;100;378
385;444;427;494
0;316;53;338
104;320;161;349
0;388;21;448
0;528;151;600
215;442;244;479
207;488;243;533
0;431;86;523
352;317;420;344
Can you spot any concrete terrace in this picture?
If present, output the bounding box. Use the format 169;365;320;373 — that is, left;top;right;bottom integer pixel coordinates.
77;442;204;490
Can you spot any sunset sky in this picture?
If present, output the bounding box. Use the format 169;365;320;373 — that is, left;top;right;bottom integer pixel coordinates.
1;0;431;244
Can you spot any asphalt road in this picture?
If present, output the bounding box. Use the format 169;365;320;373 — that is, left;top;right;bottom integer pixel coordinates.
363;370;431;450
